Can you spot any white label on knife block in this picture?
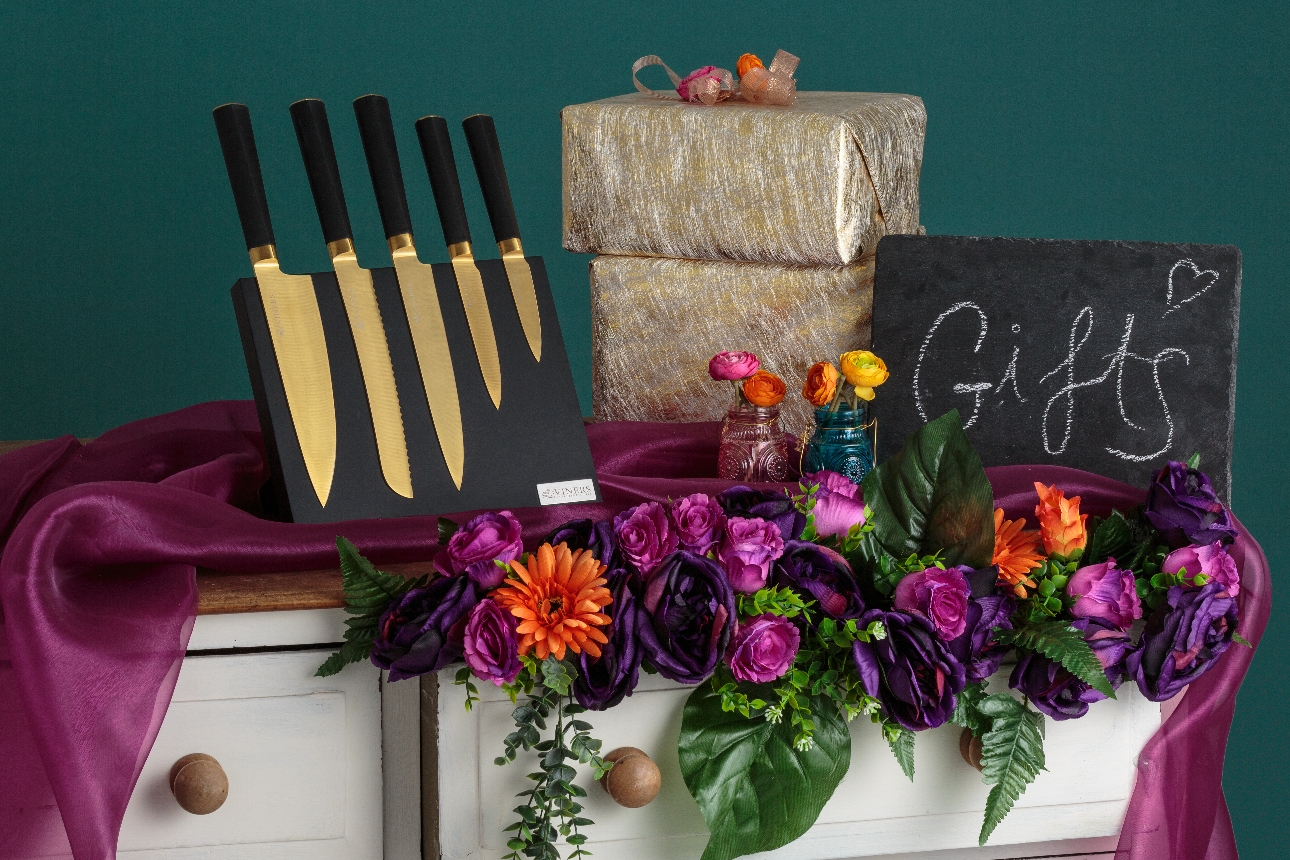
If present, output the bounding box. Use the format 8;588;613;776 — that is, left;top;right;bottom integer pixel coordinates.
536;479;597;505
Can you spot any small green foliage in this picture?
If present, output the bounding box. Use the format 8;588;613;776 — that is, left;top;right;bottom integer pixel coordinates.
437;516;460;544
997;620;1115;698
1233;632;1254;649
950;681;991;738
455;666;481;711
887;728;915;781
976;693;1046;846
1186;451;1202;470
738;585;813;620
1018;558;1076;621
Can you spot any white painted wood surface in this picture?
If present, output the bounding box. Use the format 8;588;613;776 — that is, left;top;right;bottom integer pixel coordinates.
186;608;347;651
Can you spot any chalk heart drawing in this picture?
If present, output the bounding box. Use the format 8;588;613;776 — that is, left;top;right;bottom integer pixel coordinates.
1165;259;1219;316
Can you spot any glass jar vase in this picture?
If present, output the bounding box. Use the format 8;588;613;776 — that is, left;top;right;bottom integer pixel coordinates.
801;405;874;485
717;404;789;482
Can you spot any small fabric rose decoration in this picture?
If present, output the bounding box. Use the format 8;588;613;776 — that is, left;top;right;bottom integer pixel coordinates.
1066;558;1142;630
893;565;972;640
852;609;967;731
613;501;679;576
436;510;523;590
1163;541;1240;596
1129;581;1238;702
718;486;806;542
1009;617;1135;720
742;370;787;407
802;362;840;407
462;598;521;686
725;614;800;683
574;569;644;710
1034;483;1088;557
1145;461;1238;548
736;53;764;78
371;574;480;682
672;493;726;556
638;550;736;683
838;351;889;401
718;516;786;593
947;568;1017;684
708;350;760;380
548;518;619;571
773;540;865;620
678;65;722;101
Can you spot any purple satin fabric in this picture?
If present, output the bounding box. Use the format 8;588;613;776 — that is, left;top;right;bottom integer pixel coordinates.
0;402;1268;860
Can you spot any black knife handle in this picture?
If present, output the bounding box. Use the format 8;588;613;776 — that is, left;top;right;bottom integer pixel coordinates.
353;94;413;240
462;114;520;242
415;115;471;248
213;103;276;250
290;99;354;245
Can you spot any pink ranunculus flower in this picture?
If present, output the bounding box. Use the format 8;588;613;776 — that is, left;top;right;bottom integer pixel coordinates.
718;517;785;593
893;566;971;640
1163;541;1240;596
708;350;760;381
613;501;679;577
724;614;800;683
462;599;521;686
672;492;726;556
677;65;720;101
1065;558;1142;630
808;469;860;500
436;510;523;590
812;491;867;539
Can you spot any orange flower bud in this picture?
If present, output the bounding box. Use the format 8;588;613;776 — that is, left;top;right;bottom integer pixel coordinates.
737;53;764;78
743;370;786;407
801;362;839;407
1034;483;1088;558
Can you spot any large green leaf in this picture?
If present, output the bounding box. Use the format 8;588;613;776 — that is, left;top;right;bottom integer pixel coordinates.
679;686;851;860
977;694;1046;846
887;729;915;781
1083;510;1133;567
861;409;995;570
996;620;1115;698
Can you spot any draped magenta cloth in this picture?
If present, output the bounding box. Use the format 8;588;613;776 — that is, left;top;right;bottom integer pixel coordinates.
0;401;1269;860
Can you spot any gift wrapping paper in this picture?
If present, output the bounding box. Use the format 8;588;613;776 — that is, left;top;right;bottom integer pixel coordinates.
563;92;925;267
590;254;874;436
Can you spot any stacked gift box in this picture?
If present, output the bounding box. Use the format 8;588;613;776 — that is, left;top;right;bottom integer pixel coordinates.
562;90;927;435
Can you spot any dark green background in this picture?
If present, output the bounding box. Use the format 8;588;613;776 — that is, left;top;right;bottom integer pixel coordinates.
2;1;1284;854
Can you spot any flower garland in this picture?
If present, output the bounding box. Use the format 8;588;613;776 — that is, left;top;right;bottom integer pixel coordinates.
318;410;1248;859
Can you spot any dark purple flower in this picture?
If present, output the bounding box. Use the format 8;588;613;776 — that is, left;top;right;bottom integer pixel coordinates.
717;517;785;593
548;518;619;571
672;493;727;555
718;486;806;541
893;566;972;640
1066;558;1142;631
1009;617;1135;720
1129;582;1238;702
638;550;736;683
773;540;865;620
1145;461;1238;548
947;567;1016;684
852;609;967;731
1162;542;1240;596
574;569;643;710
462;598;521;686
437;510;523;590
613;501;679;576
725;614;800;683
806;470;861;500
371;575;480;682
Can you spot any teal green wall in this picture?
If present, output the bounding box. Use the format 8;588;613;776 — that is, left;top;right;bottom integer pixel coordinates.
2;1;1285;854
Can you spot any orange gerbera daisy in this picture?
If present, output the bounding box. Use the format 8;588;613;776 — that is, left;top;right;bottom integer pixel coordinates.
494;542;612;662
992;508;1044;597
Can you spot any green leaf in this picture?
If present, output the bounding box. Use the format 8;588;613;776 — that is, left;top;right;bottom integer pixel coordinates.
315;639;372;677
861;409;995;571
1186;451;1201;470
976;694;1046;846
950;681;991;738
679;685;850;860
314;537;421;676
887;729;915;781
1233;632;1254;649
996;620;1115;698
438;516;460;544
1083;510;1133;566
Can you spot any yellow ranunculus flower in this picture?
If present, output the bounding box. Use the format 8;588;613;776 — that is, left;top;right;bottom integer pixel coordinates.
838;351;889;397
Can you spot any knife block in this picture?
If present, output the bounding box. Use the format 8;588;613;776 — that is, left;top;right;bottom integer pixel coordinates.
232;255;599;523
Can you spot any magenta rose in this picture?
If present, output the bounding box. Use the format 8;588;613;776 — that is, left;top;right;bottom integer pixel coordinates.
808;470;860;500
725;614;801;683
613;501;679;576
708;350;760;381
462;599;521;686
1163;542;1240;596
436;510;523;590
812;491;867;539
678;65;722;101
893;566;972;640
672;493;726;555
718;517;785;593
1066;558;1142;630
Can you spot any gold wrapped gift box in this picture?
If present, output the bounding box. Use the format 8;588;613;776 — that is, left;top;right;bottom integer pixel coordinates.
563;92;925;267
590;254;874;436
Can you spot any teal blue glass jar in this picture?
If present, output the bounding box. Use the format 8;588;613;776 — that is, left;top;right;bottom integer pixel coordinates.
802;406;874;484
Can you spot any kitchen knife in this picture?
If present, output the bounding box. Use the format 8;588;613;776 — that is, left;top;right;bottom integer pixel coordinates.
290;98;412;499
414;115;502;409
353;94;464;489
462;114;542;362
214;102;337;507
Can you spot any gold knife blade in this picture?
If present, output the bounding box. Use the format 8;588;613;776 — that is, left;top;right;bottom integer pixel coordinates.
448;241;502;407
328;238;413;498
499;237;542;362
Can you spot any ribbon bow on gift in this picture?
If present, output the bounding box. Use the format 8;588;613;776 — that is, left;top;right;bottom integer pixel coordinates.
632;49;799;106
739;50;799;105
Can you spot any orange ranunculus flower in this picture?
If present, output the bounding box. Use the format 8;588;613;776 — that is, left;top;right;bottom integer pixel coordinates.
737;53;764;78
801;362;839;407
743;370;787;407
1034;483;1088;558
494;542;612;662
838;350;889;401
992;508;1044;597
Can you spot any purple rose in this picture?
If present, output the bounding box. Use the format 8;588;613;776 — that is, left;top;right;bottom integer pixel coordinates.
1066;558;1142;630
852;609;967;731
462;598;521;686
1145;461;1238;548
1129;582;1238;702
812;491;868;539
672;493;727;555
718;486;806;541
773;541;865;620
574;569;643;710
893;566;972;640
1009;617;1135;720
437;510;523;590
717;517;785;593
1163;541;1240;596
947;567;1017;684
725;614;800;683
548;518;619;570
371;575;480;682
613;501;679;576
807;470;860;500
638;550;736;683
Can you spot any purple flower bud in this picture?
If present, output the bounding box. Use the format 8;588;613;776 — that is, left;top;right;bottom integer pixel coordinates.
1129;581;1238;702
774;541;865;620
371;575;480;682
672;493;727;556
1144;461;1238;548
725;614;800;683
806;469;861;500
462;598;521;686
638;550;736;684
1162;541;1240;596
437;510;523;590
548;518;619;571
811;492;868;539
947;567;1017;683
1009;617;1135;720
893;566;972;640
1066;558;1142;631
717;517;785;593
852;609;967;731
574;569;643;710
613;501;679;576
718;486;806;541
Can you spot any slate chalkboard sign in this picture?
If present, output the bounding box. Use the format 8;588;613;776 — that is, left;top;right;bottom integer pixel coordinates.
871;236;1241;498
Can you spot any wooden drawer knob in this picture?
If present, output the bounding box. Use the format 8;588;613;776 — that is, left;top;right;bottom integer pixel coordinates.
169;753;228;815
959;729;984;771
598;747;661;808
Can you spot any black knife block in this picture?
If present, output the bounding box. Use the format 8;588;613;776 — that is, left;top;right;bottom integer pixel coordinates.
232;255;600;523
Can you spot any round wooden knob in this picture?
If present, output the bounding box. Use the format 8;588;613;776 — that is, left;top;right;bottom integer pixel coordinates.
959;729;983;772
598;747;661;808
169;753;228;815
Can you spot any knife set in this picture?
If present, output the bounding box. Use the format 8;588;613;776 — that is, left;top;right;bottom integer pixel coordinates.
216;96;598;523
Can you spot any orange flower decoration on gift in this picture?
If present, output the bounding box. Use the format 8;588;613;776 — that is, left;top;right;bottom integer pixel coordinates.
1034;483;1088;558
992;508;1044;597
743;370;787;406
494;542;612;661
802;362;839;407
737;53;764;78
